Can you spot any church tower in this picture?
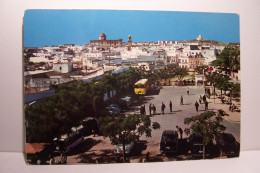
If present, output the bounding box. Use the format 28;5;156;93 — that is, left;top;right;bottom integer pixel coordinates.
128;34;132;51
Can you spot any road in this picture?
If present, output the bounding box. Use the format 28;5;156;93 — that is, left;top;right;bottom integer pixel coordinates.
129;86;240;157
61;86;240;164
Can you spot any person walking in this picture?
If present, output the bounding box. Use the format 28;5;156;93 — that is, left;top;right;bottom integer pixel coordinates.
187;88;189;95
203;95;206;103
199;96;202;104
49;155;56;165
60;151;67;164
149;103;152;115
180;95;184;105
176;126;183;139
144;152;150;162
153;104;156;115
140;105;143;115
205;100;209;110
207;89;211;98
169;101;172;112
161;102;166;115
195;101;199;112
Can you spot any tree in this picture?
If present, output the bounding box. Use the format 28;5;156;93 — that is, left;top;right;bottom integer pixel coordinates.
205;73;216;86
26;81;95;143
101;74;118;99
228;83;240;103
145;69;160;87
212;48;240;75
184;111;226;159
25;96;72;143
158;68;170;85
118;67;141;93
212;75;230;98
99;114;160;162
175;67;188;85
195;65;208;75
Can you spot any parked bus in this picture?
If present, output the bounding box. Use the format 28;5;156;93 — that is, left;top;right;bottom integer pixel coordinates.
134;79;149;95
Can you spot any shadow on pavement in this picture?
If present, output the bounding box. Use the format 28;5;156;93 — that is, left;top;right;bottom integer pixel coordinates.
172;110;182;113
146;89;161;96
132;140;148;156
76;149;118;164
132;96;154;106
148;155;164;162
183;103;192;105
68;138;102;156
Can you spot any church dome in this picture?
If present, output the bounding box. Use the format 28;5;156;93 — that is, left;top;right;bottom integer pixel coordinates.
99;32;106;40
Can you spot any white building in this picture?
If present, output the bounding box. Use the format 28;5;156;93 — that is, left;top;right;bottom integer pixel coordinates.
82;58;103;70
178;55;190;68
197;35;203;41
183;45;202;57
53;62;73;73
202;49;217;65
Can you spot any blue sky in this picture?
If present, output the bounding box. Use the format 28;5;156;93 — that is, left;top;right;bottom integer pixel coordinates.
23;10;240;47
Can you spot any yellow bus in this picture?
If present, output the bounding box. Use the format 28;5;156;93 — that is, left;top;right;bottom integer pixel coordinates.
134;79;149;95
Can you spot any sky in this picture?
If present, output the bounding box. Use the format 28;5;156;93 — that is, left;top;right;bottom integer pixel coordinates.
23;10;240;47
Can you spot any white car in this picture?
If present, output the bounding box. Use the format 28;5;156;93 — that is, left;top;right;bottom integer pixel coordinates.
114;141;135;154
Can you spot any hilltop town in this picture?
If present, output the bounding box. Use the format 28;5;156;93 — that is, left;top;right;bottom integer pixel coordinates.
24;32;241;164
24;33;239;94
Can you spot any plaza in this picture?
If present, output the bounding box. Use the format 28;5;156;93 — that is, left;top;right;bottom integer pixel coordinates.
61;85;240;164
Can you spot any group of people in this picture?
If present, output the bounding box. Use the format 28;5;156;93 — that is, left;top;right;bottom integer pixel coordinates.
205;88;211;98
146;101;173;115
140;88;213;116
195;95;209;112
229;103;237;112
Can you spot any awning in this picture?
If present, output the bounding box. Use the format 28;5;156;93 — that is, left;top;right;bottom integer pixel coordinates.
26;143;48;154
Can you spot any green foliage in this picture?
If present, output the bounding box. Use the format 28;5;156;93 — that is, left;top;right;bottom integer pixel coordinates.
230;83;240;98
210;74;231;97
25;80;106;143
195;65;208;74
175;67;188;82
212;48;240;74
184;111;226;159
99;114;160;162
100;114;160;144
145;69;160;85
205;73;217;86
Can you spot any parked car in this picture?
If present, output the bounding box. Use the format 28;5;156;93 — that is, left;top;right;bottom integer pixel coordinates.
188;134;217;157
53;132;84;154
106;104;121;116
79;117;100;135
188;134;204;156
160;130;178;153
120;96;132;108
114;141;135;155
214;133;239;157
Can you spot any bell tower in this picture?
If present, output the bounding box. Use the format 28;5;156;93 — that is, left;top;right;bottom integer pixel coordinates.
128;34;132;51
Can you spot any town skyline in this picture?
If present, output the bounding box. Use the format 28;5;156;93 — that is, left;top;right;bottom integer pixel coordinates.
24;10;240;47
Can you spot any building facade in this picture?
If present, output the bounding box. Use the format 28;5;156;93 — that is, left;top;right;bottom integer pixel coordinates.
53;62;73;73
90;33;123;50
189;56;205;68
